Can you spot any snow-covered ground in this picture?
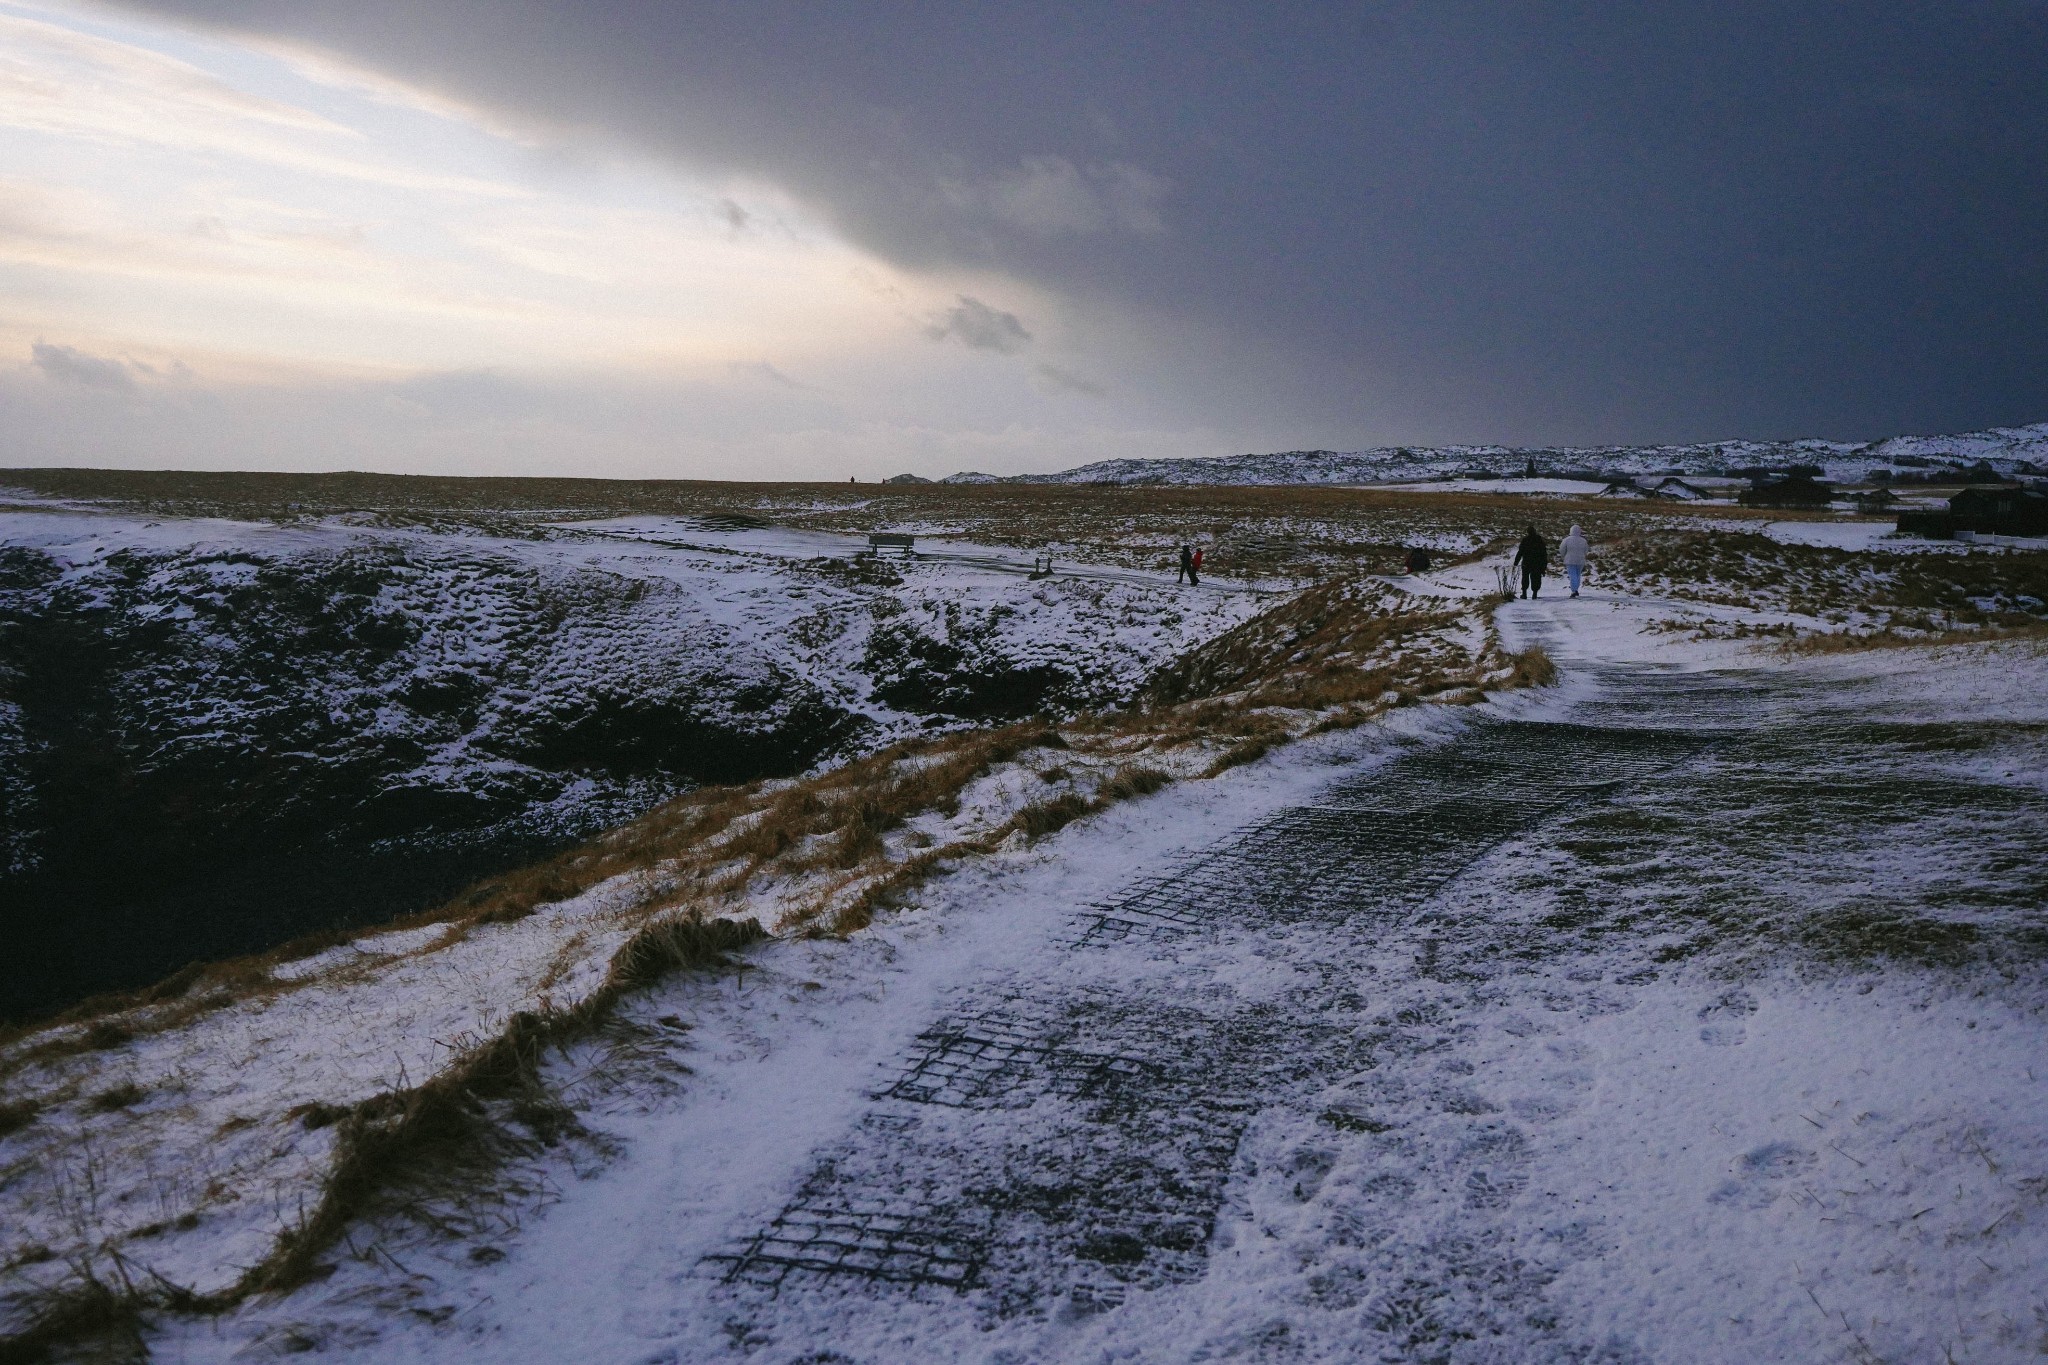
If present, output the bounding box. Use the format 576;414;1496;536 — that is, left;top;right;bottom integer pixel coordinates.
941;419;2048;487
91;568;2048;1364
1;506;1268;1015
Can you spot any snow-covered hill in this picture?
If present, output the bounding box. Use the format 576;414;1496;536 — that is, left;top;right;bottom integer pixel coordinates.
944;421;2048;487
0;508;1264;1017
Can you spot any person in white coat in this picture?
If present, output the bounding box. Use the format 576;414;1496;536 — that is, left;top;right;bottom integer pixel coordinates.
1560;524;1590;597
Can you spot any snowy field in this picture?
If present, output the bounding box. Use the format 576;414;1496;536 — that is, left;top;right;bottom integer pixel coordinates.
58;566;2037;1365
3;482;2045;1363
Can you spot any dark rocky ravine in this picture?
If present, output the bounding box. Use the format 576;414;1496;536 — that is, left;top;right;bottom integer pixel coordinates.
0;528;1222;1019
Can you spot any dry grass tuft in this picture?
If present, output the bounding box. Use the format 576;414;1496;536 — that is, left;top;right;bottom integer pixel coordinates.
0;1270;148;1365
606;915;769;994
282;1102;349;1132
1097;766;1170;801
1205;739;1274;776
0;1097;39;1138
83;1023;132;1051
1508;645;1557;687
1012;792;1093;839
86;1083;145;1114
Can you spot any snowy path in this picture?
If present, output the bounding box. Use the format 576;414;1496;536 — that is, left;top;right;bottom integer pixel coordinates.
671;606;1762;1357
160;597;2048;1363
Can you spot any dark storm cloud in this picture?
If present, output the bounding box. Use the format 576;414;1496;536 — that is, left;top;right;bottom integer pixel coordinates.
115;0;2048;442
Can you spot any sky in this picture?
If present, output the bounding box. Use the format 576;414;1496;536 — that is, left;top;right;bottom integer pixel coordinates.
3;1;2047;480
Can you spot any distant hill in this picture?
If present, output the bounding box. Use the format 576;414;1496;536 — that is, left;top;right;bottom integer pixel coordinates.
943;422;2048;487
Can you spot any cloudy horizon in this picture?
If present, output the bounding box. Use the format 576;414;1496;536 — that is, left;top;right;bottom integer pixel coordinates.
4;1;2046;479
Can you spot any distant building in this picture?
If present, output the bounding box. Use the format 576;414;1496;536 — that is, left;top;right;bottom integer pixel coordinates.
1738;473;1834;508
1646;476;1718;500
1896;485;2048;538
1950;485;2048;535
1851;488;1899;514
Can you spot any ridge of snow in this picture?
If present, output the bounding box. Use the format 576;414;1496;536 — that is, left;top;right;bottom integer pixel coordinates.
942;420;2048;488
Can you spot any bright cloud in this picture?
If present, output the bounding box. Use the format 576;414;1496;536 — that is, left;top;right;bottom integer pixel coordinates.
0;1;1313;477
0;2;1059;378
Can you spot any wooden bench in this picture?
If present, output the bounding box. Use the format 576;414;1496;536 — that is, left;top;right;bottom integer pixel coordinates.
867;532;916;557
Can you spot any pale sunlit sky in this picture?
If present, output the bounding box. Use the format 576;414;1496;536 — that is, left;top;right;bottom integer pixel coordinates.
0;0;1246;479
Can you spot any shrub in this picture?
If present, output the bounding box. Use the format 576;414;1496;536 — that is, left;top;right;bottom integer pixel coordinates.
1013;792;1092;839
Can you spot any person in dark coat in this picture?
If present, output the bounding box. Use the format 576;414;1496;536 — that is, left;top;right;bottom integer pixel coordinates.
1177;544;1193;584
1404;545;1433;573
1511;526;1549;598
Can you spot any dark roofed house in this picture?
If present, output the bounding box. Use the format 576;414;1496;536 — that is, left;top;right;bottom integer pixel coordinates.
1650;476;1715;500
1851;488;1899;514
1897;485;2048;539
1738;472;1834;509
1949;485;2048;536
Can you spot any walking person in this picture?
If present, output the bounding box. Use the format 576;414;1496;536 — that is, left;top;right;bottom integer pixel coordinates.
1177;544;1193;584
1190;546;1203;584
1511;525;1549;598
1559;524;1589;597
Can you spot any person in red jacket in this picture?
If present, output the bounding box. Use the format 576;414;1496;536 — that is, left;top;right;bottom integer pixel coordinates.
1190;546;1204;583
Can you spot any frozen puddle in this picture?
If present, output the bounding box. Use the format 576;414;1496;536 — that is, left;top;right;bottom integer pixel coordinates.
155;602;2048;1364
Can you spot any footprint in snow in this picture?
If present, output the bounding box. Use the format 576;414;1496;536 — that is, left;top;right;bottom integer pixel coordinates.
1697;989;1758;1045
1708;1141;1816;1209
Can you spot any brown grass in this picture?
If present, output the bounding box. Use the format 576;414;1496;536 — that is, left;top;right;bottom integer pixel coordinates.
86;1083;145;1114
0;1271;147;1365
1097;766;1171;801
1508;645;1557;686
1012;791;1094;839
2;466;1814;582
0;1098;39;1138
255;913;766;1292
1780;621;2048;654
1601;529;2048;636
